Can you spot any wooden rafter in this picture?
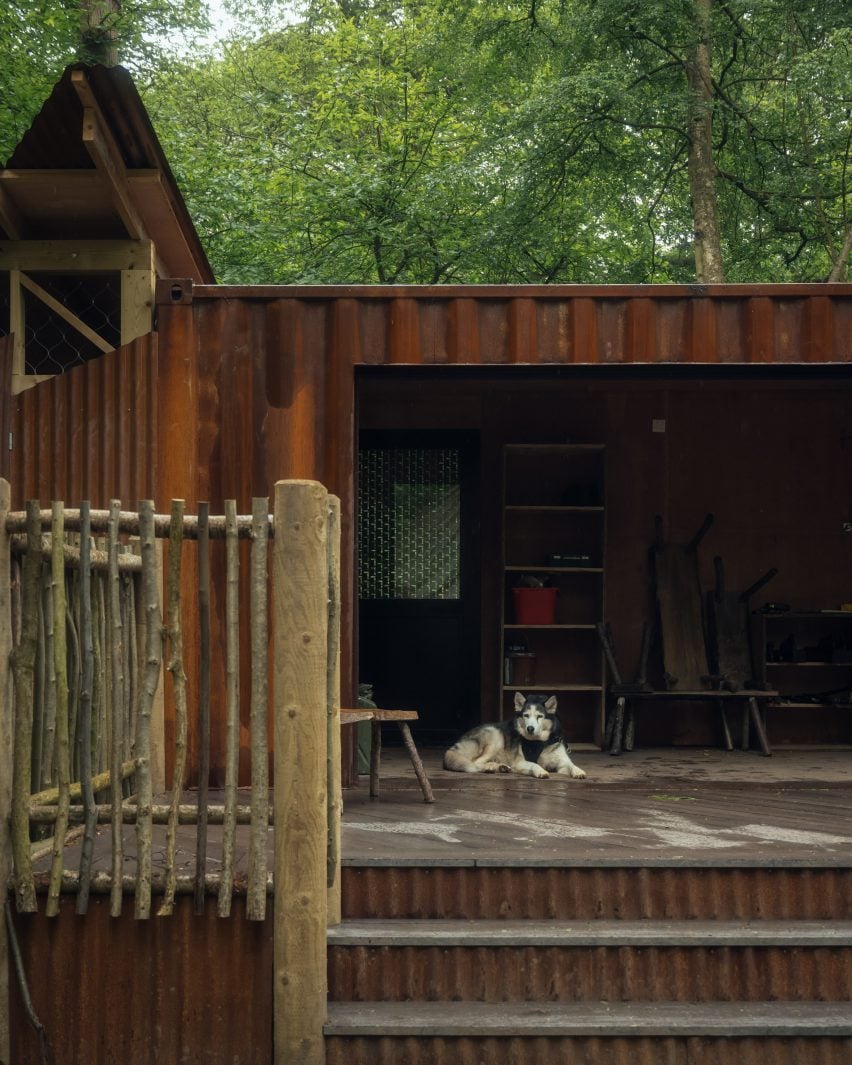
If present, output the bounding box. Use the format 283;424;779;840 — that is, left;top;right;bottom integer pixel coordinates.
71;69;148;241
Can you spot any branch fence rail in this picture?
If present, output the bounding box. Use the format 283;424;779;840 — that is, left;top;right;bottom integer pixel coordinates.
1;482;341;952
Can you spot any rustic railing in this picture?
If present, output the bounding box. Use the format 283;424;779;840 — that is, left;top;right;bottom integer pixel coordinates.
0;479;340;1065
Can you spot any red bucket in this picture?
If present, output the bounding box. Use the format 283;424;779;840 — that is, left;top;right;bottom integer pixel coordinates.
512;587;557;625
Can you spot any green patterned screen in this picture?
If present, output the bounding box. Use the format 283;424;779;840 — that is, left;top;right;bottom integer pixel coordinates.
358;448;460;599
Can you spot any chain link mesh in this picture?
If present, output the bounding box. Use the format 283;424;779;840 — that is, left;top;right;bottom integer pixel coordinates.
0;271;121;375
359;447;460;600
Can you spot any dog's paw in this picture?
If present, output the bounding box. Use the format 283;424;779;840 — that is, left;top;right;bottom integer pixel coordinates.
497;762;512;773
570;766;586;779
531;765;549;779
480;761;504;773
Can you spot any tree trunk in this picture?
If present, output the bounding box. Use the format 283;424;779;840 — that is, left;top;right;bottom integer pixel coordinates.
686;0;725;283
80;0;121;66
828;224;852;282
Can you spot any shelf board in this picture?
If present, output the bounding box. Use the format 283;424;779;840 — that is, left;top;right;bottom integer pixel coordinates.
504;443;605;453
504;624;597;630
505;505;604;513
505;565;603;574
501;684;603;692
765;661;852;668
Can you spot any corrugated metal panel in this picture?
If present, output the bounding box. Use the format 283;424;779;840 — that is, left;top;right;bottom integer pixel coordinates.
325;1035;852;1065
329;944;851;1003
189;284;852;366
8;894;273;1065
1;334;158;508
341;867;852;920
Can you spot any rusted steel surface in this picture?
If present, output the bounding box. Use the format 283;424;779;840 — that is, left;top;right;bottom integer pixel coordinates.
150;283;852;780
325;1035;852;1065
8;894;273;1065
0;333;158;509
341;866;852;920
329;944;852;1003
187;283;852;365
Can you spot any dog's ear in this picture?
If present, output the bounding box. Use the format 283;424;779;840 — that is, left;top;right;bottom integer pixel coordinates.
514;691;526;713
544;695;558;714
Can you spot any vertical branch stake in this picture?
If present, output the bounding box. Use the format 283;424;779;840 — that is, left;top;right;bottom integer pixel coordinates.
46;503;70;918
326;496;342;925
76;502;96;915
134;500;161;920
108;501;125;917
247;498;269;922
160;500;187;917
10;500;41;913
0;479;15;1062
194;503;211;916
218;500;239;917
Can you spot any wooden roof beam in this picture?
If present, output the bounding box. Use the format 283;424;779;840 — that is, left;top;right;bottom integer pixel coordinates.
71;69;148;241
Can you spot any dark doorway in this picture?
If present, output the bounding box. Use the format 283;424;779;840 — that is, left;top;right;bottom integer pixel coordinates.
357;431;480;744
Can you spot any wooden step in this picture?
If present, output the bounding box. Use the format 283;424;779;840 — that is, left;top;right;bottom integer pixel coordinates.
326;1000;852;1037
328;919;852;1003
329;918;852;947
325;1001;852;1065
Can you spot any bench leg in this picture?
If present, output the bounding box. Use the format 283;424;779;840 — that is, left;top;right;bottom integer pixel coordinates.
624;701;635;752
369;720;381;798
398;723;435;804
717;697;734;751
609;696;626;755
748;697;772;757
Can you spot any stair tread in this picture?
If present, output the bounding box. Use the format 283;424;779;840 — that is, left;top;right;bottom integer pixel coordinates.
324;1000;852;1037
329;918;852;947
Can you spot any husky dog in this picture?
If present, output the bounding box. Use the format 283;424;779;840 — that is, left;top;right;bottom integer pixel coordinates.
444;692;586;779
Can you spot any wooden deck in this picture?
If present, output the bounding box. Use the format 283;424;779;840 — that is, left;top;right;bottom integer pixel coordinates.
341;747;852;867
31;748;852;883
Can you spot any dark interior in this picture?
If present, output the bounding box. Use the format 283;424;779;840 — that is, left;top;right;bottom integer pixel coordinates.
357;365;852;749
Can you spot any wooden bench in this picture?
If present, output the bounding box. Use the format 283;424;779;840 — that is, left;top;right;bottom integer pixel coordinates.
339;709;435;803
599;518;779;756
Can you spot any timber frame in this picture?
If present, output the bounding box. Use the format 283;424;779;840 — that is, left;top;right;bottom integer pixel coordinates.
1;240;155;394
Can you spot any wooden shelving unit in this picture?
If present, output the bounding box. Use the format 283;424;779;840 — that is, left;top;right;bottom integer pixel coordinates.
500;444;606;746
755;611;852;740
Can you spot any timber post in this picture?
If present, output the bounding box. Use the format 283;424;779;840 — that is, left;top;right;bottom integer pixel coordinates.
0;479;11;1063
326;495;343;925
273;480;329;1065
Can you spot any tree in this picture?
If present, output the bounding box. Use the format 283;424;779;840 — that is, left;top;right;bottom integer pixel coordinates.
0;0;209;160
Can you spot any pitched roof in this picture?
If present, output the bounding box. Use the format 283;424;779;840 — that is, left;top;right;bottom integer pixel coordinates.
1;63;214;282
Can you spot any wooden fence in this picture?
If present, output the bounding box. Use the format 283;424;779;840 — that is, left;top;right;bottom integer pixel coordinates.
0;479;341;1065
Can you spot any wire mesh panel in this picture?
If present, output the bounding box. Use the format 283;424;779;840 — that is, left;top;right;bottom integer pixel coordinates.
22;273;121;374
358;447;460;600
0;271;121;376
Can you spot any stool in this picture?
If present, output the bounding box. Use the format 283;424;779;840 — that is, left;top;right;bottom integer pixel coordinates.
340;708;435;803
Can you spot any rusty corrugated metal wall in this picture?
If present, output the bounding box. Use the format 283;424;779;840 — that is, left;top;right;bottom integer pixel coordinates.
188;283;852;366
4;284;851;782
0;333;158;508
9;895;273;1065
154;282;851;780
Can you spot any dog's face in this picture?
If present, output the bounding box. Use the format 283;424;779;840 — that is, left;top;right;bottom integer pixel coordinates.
512;692;558;742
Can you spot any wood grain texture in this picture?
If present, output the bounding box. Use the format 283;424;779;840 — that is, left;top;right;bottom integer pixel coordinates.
273;480;329;1065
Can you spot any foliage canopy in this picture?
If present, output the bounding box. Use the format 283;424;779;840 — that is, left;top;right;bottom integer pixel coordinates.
3;0;851;283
